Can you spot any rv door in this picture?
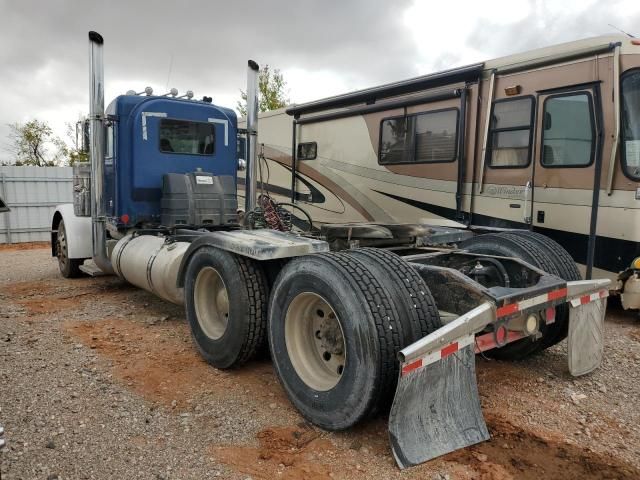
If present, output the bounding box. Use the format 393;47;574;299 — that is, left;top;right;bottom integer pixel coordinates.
474;94;536;228
532;86;602;278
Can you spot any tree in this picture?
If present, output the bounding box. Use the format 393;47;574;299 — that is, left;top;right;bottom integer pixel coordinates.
60;121;89;166
3;119;88;166
5;120;65;166
237;65;289;117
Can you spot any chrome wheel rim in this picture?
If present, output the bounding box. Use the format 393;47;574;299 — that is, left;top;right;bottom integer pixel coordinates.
284;292;346;391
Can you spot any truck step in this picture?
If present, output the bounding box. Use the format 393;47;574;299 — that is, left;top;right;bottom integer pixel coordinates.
79;260;107;277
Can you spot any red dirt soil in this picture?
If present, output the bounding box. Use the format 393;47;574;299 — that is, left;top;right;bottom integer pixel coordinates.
66;314;640;480
7;274;639;479
0;241;49;251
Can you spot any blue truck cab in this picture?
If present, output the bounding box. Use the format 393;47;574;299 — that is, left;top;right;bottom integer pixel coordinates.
103;94;238;227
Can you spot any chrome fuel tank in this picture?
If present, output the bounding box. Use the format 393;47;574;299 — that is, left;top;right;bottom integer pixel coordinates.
111;234;189;305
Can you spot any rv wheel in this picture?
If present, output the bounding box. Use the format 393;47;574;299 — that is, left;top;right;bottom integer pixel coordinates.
268;252;402;430
184;247;268;369
56;219;83;278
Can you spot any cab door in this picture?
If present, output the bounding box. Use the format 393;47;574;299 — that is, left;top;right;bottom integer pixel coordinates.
532;86;601;278
475;96;536;227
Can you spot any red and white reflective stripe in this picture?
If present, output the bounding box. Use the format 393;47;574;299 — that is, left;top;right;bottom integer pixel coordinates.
496;287;567;318
474;330;524;353
569;289;608;308
401;334;474;376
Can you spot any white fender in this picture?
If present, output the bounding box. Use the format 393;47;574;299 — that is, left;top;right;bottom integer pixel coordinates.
51;204;92;259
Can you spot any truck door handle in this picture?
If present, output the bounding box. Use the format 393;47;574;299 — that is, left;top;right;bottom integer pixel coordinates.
523;181;532;224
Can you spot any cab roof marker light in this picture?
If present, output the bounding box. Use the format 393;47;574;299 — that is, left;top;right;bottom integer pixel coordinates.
126;87;154;96
178;90;194;100
162;88;179;97
632;257;640;270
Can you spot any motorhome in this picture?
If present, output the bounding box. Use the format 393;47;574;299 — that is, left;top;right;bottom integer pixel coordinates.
238;35;640;308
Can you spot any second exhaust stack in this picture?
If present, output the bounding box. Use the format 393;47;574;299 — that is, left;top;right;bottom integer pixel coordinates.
245;60;259;213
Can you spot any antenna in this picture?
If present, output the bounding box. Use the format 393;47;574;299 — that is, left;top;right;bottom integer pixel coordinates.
608;23;635;38
165;53;174;90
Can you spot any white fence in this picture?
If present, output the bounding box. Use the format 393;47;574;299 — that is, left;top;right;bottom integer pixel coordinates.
0;166;73;243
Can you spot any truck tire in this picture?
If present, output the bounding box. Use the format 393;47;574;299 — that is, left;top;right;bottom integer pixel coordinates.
347;248;442;344
268;252;402;430
184;246;268;369
508;230;581;280
460;233;553;360
56;219;83;278
502;230;581;350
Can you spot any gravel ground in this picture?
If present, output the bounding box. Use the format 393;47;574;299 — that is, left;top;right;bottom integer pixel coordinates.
1;245;639;480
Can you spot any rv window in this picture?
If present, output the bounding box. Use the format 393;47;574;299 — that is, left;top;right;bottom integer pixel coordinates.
541;93;594;168
414;109;458;163
379;116;415;164
379;109;458;165
297;142;317;160
159;119;215;156
488;97;534;168
621;70;640;180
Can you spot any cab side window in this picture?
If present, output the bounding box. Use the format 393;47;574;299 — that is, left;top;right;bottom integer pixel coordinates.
541;93;594;167
488;97;534;168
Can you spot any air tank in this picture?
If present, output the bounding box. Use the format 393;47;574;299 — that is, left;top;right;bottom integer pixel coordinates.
111;235;189;305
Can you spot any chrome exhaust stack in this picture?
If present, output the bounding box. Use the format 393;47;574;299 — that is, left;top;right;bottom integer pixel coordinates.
88;31;113;273
244;60;260;214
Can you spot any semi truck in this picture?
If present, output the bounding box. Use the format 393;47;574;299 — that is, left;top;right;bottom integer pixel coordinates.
51;31;610;468
237;35;640;310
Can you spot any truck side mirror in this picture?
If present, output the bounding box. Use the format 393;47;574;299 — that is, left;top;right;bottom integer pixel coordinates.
544;112;552;130
76;119;91;153
237;137;247;170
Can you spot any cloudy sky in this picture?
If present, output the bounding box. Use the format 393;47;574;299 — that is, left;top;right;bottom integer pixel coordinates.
1;0;639;163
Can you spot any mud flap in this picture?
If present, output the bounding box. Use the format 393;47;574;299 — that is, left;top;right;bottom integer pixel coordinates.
388;343;489;469
567;296;606;376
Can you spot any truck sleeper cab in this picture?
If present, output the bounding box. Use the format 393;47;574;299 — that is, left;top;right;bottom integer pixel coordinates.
104;94;238;227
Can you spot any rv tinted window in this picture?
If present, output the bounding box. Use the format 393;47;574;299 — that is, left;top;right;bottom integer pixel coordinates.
380;116;414;164
159;119;215;155
541;93;594;167
621;70;640;180
488;97;534;168
297;142;317;160
415;109;458;163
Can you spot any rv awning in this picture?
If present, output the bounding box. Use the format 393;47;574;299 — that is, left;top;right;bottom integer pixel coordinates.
286;62;484;117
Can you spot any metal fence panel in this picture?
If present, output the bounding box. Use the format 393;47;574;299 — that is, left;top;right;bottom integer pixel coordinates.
0;166;72;243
